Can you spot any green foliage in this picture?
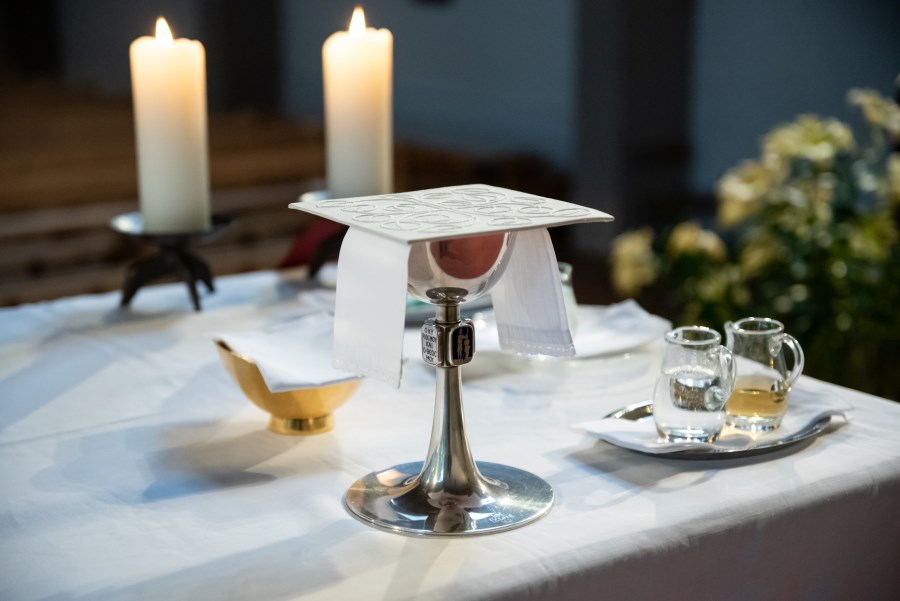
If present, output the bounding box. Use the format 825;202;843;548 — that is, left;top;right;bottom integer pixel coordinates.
612;90;900;400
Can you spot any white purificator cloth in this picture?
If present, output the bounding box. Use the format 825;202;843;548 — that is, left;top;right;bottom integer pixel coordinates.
332;227;573;387
215;312;358;393
289;184;614;387
491;228;574;358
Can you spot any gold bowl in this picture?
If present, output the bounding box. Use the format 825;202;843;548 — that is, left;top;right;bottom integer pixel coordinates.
214;339;361;435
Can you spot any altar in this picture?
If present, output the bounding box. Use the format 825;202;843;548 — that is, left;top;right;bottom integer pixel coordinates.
2;270;899;600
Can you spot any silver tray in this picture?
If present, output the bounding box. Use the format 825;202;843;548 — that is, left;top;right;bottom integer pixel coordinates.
603;400;835;459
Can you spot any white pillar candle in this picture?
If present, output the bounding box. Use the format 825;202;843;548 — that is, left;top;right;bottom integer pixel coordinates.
323;7;393;199
130;17;210;233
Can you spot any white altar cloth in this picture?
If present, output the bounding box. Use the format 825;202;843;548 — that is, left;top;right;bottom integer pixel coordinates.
1;270;899;600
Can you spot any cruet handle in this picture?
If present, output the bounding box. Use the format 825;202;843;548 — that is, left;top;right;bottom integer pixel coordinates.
719;345;736;398
781;334;805;388
724;321;735;349
706;345;736;411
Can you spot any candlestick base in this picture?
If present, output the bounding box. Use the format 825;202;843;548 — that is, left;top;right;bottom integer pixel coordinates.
110;212;232;311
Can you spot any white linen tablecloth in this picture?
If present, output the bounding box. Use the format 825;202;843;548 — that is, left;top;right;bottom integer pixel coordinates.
1;270;899;600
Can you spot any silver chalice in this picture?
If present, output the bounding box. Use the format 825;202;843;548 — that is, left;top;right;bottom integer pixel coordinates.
343;231;555;536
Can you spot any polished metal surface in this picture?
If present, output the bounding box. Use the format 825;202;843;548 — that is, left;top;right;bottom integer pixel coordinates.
109;211;232;244
214;340;361;435
344;233;554;535
344;325;555;535
420;317;474;367
344;461;554;536
407;233;515;305
605;400;835;459
298;189;331;204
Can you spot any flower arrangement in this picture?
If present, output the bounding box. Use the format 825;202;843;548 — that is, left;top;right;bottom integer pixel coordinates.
612;87;900;400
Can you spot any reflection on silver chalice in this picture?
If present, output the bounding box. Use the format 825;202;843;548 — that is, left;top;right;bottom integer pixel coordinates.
343;231;554;536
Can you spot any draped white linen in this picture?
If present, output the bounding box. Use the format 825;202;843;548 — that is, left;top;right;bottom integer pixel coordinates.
1;270;898;601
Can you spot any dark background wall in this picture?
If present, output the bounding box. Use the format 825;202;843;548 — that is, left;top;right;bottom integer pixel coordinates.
3;0;899;252
690;0;900;194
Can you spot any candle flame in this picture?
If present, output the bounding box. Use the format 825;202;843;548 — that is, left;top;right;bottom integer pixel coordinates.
348;7;366;36
155;17;174;46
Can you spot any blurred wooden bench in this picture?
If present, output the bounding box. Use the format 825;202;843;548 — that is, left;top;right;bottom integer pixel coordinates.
0;182;319;305
0;80;567;306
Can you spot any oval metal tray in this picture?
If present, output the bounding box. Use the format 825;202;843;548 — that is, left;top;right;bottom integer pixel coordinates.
603;400;835;459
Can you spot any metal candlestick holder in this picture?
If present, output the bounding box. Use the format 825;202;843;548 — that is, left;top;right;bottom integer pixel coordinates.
343;233;554;536
109;212;232;311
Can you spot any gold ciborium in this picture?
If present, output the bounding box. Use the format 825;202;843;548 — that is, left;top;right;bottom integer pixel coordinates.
214;340;361;435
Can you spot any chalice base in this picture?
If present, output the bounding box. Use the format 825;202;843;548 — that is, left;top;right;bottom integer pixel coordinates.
343;461;554;537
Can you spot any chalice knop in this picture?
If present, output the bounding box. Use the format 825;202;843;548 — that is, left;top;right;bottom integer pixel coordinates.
343;232;554;536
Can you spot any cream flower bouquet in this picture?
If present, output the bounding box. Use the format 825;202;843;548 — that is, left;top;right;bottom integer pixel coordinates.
612;87;900;400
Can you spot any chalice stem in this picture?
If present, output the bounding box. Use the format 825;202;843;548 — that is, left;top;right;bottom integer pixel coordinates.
419;301;488;498
419;364;489;498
